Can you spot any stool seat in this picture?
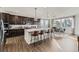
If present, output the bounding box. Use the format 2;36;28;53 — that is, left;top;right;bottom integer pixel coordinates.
46;29;50;33
30;31;39;46
51;29;53;33
39;30;44;41
39;30;44;35
44;29;50;39
31;31;39;36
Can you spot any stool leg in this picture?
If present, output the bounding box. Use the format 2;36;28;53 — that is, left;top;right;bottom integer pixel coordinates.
44;33;47;42
31;36;32;44
34;36;36;46
34;36;38;46
43;34;45;40
39;35;41;41
48;33;50;39
48;33;49;39
51;32;52;39
31;36;34;47
41;35;43;43
38;35;40;44
41;35;43;41
37;36;40;44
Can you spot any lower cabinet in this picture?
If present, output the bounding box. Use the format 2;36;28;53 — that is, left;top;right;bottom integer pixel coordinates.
6;29;24;37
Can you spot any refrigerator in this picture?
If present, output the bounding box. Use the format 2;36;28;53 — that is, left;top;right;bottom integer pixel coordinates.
0;19;5;51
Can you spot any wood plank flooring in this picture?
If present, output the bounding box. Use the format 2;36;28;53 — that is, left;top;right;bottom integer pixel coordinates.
2;33;78;52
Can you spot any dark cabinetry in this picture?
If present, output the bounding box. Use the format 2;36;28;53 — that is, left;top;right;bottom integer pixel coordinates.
9;15;16;24
7;29;24;37
1;13;17;24
2;13;10;23
1;13;40;37
18;16;25;24
1;13;35;25
9;15;22;24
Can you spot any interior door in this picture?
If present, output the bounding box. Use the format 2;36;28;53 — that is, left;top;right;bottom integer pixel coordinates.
0;19;5;51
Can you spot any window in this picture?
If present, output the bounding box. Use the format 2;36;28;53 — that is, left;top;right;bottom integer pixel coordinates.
62;17;74;28
53;19;62;28
40;19;48;28
53;16;74;29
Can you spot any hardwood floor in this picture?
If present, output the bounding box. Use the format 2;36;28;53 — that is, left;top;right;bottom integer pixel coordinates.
2;33;78;52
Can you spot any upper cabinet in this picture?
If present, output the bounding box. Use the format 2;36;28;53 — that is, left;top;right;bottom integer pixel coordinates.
1;13;39;25
9;15;16;24
18;16;26;24
1;13;16;24
2;13;10;23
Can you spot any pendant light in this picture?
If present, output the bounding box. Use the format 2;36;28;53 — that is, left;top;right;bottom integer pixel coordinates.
46;7;50;28
34;8;38;21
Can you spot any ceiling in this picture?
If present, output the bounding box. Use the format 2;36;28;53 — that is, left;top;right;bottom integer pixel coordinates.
0;7;79;19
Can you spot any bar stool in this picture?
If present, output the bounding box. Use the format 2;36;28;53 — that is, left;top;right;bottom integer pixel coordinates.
39;30;44;41
52;27;55;39
45;29;50;39
51;29;53;39
31;31;39;46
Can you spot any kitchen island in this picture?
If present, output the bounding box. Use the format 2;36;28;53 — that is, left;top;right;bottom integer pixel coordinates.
24;28;51;44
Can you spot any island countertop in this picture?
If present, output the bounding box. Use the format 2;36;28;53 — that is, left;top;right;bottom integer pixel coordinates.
25;28;51;32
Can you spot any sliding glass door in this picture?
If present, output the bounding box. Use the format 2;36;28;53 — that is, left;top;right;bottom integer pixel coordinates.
52;16;74;34
62;17;74;34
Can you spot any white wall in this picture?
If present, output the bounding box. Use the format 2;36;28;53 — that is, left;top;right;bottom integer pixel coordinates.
74;14;79;36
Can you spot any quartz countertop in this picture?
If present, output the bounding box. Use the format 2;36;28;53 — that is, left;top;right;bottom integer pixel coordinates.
25;28;51;32
9;25;37;30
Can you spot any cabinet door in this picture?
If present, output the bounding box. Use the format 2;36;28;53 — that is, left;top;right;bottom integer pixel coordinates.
2;13;9;23
20;16;26;24
9;15;16;24
15;16;19;24
2;13;6;23
23;17;27;24
18;16;22;24
20;16;23;24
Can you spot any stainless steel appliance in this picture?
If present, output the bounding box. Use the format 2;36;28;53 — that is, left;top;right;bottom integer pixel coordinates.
0;19;5;51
